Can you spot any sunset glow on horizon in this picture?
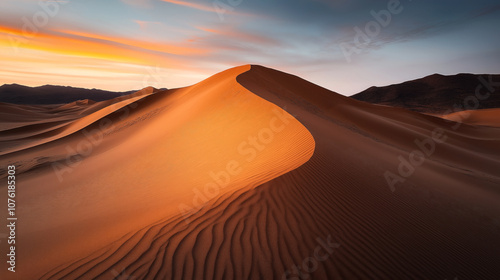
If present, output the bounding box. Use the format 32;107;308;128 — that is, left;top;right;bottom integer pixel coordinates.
1;0;499;94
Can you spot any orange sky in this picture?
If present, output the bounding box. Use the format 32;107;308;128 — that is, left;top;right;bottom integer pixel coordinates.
0;0;261;91
0;21;223;90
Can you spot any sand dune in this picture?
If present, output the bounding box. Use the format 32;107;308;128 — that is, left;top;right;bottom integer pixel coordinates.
442;108;500;127
1;65;499;279
238;66;500;279
0;87;157;156
0;65;314;279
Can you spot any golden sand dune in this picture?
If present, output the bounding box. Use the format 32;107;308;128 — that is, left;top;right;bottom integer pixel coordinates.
0;65;499;279
0;65;314;279
442;108;500;127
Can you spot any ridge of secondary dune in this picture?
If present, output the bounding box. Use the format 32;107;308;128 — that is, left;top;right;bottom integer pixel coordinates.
0;65;315;280
441;108;500;127
0;88;156;156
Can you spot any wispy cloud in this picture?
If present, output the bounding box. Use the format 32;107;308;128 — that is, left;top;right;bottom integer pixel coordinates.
0;22;251;90
0;24;213;71
54;28;208;56
121;0;152;8
159;0;252;17
133;20;158;29
196;26;280;46
160;0;221;13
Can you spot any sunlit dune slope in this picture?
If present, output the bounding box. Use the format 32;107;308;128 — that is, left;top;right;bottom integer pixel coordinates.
442;108;500;127
0;65;314;280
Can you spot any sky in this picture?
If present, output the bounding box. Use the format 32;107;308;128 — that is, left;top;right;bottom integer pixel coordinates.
0;0;499;95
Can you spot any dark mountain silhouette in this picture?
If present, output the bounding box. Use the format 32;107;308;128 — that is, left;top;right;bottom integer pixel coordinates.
351;74;500;114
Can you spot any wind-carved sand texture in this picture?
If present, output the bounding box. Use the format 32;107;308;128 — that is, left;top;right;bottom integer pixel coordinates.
0;65;499;279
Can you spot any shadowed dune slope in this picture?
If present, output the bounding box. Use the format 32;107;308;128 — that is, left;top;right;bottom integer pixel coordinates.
0;65;499;280
235;65;500;279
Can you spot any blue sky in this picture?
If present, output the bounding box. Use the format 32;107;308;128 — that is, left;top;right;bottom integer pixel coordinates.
1;0;499;95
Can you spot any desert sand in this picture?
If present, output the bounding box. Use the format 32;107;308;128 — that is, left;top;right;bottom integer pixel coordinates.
442;108;500;128
0;65;499;279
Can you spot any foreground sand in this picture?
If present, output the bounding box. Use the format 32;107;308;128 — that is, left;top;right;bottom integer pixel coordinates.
0;65;499;279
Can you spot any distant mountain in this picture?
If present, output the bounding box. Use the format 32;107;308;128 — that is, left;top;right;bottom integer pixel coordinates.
0;84;141;105
351;74;500;114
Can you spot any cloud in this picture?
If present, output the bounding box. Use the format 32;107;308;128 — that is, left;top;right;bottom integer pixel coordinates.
325;2;500;61
380;3;500;46
133;20;162;29
159;0;253;17
160;0;227;13
0;23;212;70
53;28;209;56
120;0;152;8
196;26;281;47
